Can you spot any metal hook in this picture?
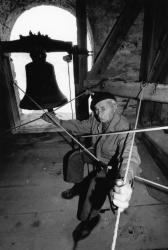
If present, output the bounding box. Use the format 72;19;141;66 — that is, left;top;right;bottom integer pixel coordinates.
151;82;158;95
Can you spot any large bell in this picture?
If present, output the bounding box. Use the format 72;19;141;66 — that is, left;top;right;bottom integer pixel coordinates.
20;48;68;110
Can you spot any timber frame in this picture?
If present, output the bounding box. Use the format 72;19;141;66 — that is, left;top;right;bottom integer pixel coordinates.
85;0;168;105
84;80;168;103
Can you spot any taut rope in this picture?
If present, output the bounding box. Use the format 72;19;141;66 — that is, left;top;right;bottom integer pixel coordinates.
111;84;144;250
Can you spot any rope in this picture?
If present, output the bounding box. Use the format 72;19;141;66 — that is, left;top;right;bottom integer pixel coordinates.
67;62;74;119
12;83;100;163
81;124;168;137
135;176;168;192
111;85;144;250
0;83;87;137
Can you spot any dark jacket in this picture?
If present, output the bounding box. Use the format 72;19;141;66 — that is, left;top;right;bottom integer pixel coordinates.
61;111;141;182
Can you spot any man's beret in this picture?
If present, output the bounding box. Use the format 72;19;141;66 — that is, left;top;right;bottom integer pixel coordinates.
90;92;116;110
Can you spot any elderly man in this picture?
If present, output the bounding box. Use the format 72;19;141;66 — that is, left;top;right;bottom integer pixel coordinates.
42;92;141;237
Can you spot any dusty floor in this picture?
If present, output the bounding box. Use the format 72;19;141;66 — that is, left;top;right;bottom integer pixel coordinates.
0;128;168;250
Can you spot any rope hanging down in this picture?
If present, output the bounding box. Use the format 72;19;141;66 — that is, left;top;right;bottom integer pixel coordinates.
63;54;74;119
111;84;144;250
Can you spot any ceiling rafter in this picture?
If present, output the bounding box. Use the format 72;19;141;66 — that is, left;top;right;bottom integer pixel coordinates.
85;79;168;103
87;0;142;79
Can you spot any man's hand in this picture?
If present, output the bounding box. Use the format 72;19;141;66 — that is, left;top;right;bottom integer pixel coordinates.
41;111;60;125
112;179;133;212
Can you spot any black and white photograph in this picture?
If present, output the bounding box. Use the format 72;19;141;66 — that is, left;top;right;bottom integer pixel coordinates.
0;0;168;249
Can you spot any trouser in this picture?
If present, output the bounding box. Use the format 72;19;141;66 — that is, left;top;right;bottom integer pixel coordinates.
63;149;115;221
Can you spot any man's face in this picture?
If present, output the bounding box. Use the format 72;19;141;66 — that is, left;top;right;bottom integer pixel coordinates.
94;99;117;123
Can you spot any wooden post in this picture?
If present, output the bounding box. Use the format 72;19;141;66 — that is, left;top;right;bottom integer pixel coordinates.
74;0;89;120
139;0;168;126
87;0;142;79
0;54;20;132
139;0;156;126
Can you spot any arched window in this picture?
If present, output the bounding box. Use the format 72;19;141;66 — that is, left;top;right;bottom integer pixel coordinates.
10;5;92;124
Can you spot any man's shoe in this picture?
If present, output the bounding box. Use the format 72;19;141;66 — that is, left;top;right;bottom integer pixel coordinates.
73;214;101;241
61;184;81;199
61;188;76;199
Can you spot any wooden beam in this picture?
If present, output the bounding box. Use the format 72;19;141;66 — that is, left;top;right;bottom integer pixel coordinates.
138;1;164;126
87;0;142;79
0;54;20;130
85;79;168;103
75;0;89;120
0;35;73;53
141;0;168;82
148;32;168;82
139;0;155;81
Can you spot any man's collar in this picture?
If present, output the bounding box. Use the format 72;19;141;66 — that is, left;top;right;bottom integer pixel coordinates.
104;111;121;132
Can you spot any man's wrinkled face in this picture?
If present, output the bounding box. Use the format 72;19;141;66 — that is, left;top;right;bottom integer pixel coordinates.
94;99;117;123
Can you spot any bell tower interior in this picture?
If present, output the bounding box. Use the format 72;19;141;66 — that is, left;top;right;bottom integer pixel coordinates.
1;1;168;249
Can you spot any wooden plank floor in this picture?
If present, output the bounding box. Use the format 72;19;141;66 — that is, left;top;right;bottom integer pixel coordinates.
0;133;168;250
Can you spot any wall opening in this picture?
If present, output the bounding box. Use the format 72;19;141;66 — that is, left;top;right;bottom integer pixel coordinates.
10;5;92;131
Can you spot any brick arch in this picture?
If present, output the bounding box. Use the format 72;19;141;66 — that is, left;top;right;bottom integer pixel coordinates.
1;0;76;40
